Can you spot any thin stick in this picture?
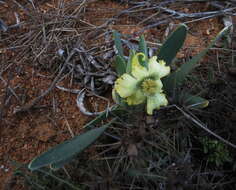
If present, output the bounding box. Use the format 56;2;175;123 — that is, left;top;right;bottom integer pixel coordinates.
64;118;75;137
174;105;236;149
13;49;76;113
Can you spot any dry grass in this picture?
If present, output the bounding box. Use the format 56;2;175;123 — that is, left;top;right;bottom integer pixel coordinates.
0;0;236;189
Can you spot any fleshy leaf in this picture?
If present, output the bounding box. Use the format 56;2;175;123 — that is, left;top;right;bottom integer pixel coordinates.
163;26;231;95
50;156;75;170
157;24;187;66
113;31;126;76
126;50;135;74
138;35;148;69
113;31;124;58
28;124;110;171
179;92;209;108
139;35;148;56
115;55;126;76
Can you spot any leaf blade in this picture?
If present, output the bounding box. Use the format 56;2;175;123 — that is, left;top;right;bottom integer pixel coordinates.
157;24;187;66
126;50;135;74
115;55;126;76
28;124;111;171
179;92;209;108
50;156;75;170
113;31;124;58
138;35;148;69
163;26;231;95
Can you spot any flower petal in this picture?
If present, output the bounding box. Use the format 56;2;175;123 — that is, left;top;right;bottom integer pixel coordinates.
131;53;148;79
114;73;138;98
154;79;163;93
126;89;146;105
148;57;170;78
146;93;168;115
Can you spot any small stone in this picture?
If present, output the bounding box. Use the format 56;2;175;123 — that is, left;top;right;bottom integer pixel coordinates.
57;49;64;56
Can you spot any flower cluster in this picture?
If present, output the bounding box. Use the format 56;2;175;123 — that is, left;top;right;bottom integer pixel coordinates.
113;53;170;115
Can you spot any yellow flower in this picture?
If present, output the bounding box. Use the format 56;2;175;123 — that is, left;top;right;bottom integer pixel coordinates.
113;53;170;115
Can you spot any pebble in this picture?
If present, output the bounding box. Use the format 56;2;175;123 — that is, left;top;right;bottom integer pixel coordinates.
0;165;9;172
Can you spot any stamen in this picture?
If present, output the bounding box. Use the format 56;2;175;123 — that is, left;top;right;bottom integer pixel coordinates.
141;79;158;96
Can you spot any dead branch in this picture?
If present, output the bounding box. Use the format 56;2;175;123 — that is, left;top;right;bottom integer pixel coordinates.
13;49;76;114
174;105;236;149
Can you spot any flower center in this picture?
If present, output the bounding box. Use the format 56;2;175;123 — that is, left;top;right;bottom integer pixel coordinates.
141;79;158;96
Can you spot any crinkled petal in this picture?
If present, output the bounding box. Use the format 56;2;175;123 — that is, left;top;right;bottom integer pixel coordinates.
126;89;146;105
154;79;163;93
131;53;148;79
146;93;168;115
148;57;170;78
114;73;138;98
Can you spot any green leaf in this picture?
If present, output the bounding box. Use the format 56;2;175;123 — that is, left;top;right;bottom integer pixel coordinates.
113;31;127;76
139;35;148;56
126;50;135;74
113;31;124;58
178;92;209;108
163;61;197;94
115;55;126;76
50;156;75;170
163;26;231;95
28;124;111;171
157;24;187;66
138;53;148;69
138;35;148;69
